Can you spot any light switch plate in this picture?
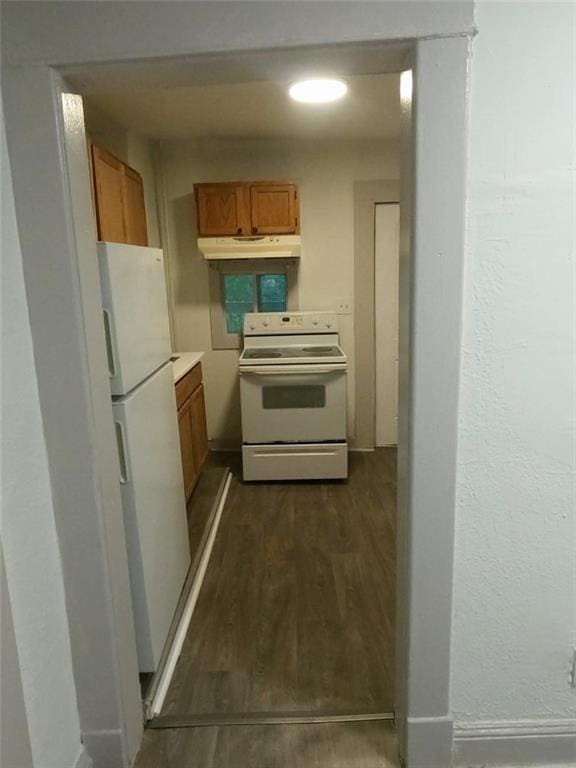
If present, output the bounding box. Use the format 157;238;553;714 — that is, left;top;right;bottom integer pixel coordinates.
335;296;353;315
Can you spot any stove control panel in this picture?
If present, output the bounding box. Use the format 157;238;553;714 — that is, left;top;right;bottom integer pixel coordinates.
244;311;339;335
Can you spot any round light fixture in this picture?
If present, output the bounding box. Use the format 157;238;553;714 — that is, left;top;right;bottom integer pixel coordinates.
288;78;348;104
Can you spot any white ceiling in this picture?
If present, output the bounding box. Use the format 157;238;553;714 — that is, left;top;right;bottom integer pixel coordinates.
85;73;400;142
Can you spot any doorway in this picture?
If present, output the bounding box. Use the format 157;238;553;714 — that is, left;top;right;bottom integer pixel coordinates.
4;27;470;768
81;72;401;765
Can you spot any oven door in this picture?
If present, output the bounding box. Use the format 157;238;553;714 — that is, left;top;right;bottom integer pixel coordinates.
239;363;347;444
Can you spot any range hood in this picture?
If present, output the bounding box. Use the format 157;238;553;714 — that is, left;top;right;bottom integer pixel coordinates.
198;235;301;261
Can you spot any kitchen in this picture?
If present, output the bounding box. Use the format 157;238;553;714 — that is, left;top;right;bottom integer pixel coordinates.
85;73;401;763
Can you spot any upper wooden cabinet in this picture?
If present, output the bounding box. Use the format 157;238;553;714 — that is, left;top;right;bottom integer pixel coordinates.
121;165;148;246
91;144;148;246
195;181;299;237
92;146;127;243
196;183;250;236
250;183;298;235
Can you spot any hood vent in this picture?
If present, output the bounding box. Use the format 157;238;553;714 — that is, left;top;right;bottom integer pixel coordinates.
198;235;301;261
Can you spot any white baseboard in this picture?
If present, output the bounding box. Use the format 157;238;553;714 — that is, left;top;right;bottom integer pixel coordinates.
453;718;576;766
147;472;232;718
404;715;454;768
73;745;93;768
81;729;124;768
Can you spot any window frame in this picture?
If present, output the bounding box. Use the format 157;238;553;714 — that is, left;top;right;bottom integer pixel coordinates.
208;259;299;349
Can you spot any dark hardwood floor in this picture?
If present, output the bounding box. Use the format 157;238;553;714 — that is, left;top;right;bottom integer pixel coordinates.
187;466;229;566
135;720;399;768
134;449;397;767
163;449;396;715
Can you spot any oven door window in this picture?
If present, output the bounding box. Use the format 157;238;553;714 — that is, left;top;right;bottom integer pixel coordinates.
262;384;326;409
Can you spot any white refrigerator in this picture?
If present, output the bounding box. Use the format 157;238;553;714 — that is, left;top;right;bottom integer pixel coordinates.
98;242;191;673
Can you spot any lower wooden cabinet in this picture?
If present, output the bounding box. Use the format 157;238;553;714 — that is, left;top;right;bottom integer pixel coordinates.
176;363;209;501
190;384;209;472
177;396;197;500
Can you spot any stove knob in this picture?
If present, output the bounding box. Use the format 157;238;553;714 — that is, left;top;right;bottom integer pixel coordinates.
262;319;269;327
326;321;333;328
248;322;255;330
312;318;319;326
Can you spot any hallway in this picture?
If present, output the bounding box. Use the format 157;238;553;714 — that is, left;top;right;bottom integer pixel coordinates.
135;449;397;765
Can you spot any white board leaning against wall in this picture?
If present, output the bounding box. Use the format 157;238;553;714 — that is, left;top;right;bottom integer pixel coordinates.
375;203;400;447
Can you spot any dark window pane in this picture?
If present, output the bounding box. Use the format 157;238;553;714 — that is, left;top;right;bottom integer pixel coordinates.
262;385;326;409
223;274;254;333
257;273;287;313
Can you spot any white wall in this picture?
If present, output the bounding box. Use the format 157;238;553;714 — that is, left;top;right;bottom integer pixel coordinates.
160;137;399;445
1;105;87;768
84;101;161;248
453;0;576;738
1;545;33;768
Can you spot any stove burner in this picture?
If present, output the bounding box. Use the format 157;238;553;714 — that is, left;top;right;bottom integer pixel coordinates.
246;350;282;358
306;347;337;355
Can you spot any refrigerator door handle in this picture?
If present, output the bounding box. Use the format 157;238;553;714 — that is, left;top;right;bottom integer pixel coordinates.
103;309;117;378
115;420;130;484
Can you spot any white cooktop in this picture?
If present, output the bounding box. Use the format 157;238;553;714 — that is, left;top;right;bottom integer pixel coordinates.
240;312;346;367
239;344;346;367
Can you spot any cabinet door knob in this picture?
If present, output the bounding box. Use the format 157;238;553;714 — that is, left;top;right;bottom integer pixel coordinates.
237;227;243;234
252;226;258;234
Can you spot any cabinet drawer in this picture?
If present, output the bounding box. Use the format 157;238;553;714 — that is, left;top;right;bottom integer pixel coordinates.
176;363;203;409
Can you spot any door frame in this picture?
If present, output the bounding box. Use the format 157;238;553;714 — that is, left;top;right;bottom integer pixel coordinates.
3;29;470;768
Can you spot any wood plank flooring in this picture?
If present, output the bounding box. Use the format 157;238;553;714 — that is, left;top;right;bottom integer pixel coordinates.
135;720;399;768
162;449;396;715
139;468;229;701
187;467;229;566
134;449;397;768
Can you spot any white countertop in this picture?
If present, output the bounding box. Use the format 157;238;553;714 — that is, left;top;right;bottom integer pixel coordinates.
171;352;204;383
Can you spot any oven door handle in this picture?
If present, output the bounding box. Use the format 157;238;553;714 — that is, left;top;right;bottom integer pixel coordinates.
239;364;347;375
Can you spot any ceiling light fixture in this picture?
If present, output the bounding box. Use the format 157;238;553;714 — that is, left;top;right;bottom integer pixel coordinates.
288;78;348;104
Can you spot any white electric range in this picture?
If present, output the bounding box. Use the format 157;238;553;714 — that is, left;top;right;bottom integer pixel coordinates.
239;311;348;481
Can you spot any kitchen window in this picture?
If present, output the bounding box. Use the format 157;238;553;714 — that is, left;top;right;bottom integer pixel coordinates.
209;260;298;349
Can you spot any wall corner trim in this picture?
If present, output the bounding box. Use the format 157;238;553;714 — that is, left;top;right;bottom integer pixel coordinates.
453;719;576;766
73;745;93;768
405;714;454;768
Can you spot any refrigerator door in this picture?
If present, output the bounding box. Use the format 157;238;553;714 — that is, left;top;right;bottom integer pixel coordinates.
98;242;172;396
112;362;190;672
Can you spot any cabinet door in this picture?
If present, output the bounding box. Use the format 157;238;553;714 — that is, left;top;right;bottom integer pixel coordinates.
250;183;299;235
196;184;249;236
178;397;198;502
92;146;127;243
121;165;148;246
190;384;209;472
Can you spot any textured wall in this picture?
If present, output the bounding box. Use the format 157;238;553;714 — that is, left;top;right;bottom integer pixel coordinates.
452;0;576;725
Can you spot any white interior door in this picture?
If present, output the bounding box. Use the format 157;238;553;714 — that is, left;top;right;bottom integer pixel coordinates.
375;203;400;447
